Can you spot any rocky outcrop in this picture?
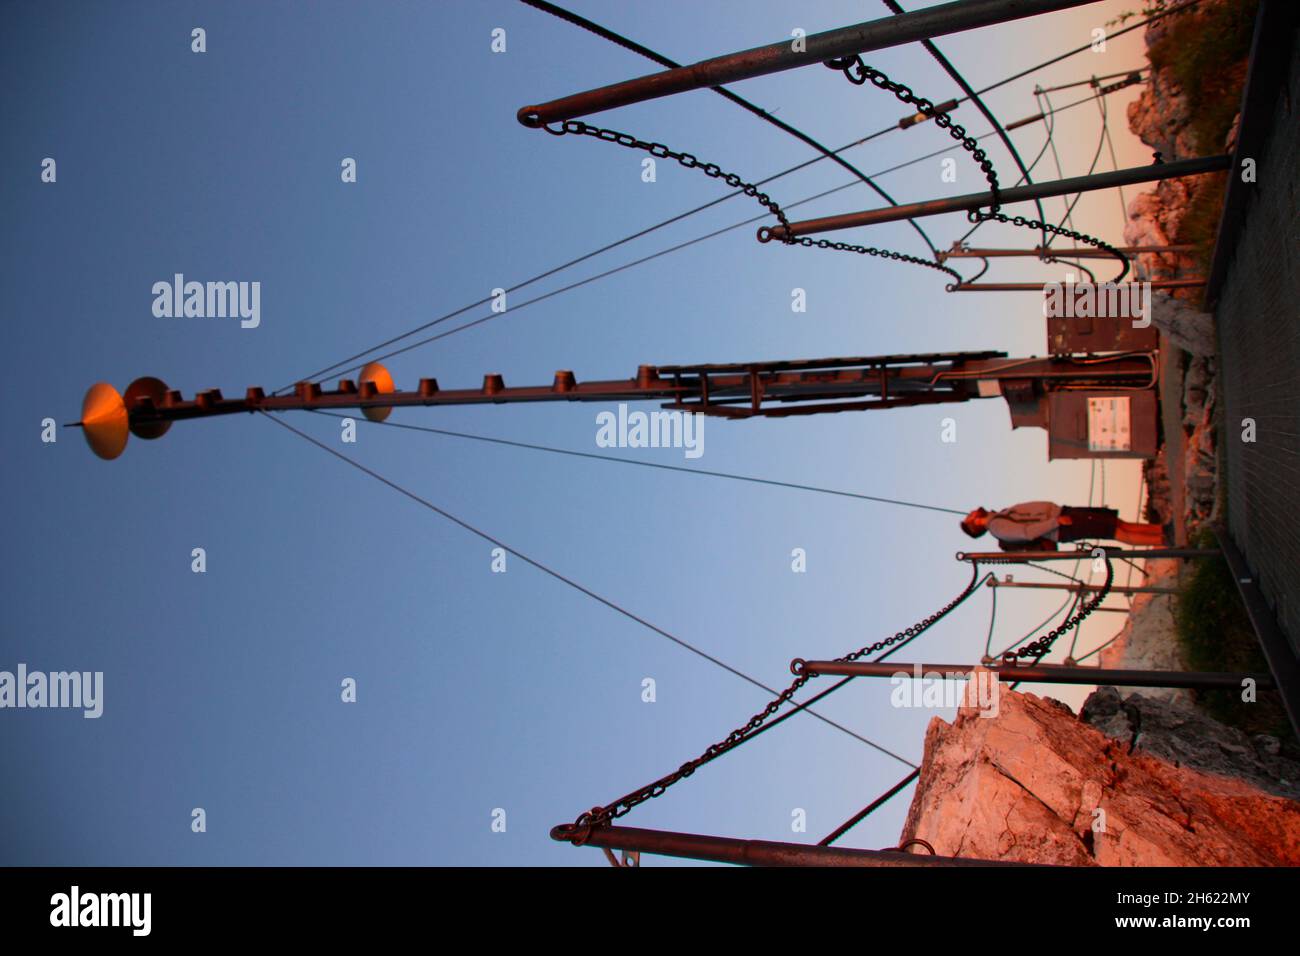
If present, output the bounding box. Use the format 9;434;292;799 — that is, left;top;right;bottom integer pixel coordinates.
1080;686;1300;800
1123;0;1233;290
1181;351;1220;530
899;673;1300;866
1151;292;1216;357
1125;7;1227;537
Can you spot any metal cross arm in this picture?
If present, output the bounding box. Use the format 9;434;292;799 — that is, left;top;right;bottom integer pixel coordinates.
517;0;1106;127
550;822;1039;867
759;155;1232;242
73;349;1159;460
72;351;1010;459
956;547;1219;562
791;659;1275;691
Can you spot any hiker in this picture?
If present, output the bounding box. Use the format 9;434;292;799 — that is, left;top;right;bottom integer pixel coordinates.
960;501;1164;551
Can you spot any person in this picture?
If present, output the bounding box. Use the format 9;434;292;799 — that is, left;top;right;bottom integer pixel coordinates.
960;501;1165;551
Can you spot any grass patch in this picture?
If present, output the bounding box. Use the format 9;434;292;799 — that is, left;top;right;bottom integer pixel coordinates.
1148;1;1256;154
1174;529;1295;741
1178;172;1228;274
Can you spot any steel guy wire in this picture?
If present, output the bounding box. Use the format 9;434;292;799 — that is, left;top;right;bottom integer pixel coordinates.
260;410;915;767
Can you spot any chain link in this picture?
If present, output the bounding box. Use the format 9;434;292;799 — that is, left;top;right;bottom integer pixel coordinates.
556;562;986;843
826;56;1001;207
539;118;963;283
1005;551;1115;661
555;542;1115;842
824;57;1130;282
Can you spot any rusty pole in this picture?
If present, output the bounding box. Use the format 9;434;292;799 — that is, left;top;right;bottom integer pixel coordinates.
957;547;1218;562
937;244;1195;260
950;278;1205;291
987;579;1179;596
518;0;1105;126
792;660;1274;690
550;823;1036;866
760;155;1232;241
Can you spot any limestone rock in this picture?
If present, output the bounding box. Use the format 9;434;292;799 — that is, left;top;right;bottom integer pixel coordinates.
899;673;1300;865
1152;292;1217;357
1081;687;1300;800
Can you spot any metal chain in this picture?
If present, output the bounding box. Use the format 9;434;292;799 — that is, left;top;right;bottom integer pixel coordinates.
539;119;963;282
1003;551;1115;661
824;57;1130;282
826;56;1001;207
556;562;985;843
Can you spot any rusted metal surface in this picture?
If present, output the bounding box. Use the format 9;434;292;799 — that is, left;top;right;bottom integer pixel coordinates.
549;822;1036;866
760;155;1232;240
110;351;1155;430
517;0;1104;127
937;244;1195;260
952;278;1204;291
957;547;1218;562
113;353;997;428
987;579;1179;595
792;659;1275;690
91;351;1159;458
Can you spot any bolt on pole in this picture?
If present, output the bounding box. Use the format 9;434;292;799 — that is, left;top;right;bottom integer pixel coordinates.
518;0;1106;126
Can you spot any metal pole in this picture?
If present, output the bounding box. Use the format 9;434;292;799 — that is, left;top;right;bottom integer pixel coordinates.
957;547;1218;562
760;155;1231;240
794;660;1274;690
518;0;1105;126
951;278;1204;291
937;244;1195;260
550;822;1034;866
988;579;1179;595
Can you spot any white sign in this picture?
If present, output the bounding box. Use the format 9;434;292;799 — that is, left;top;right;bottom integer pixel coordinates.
1088;396;1131;451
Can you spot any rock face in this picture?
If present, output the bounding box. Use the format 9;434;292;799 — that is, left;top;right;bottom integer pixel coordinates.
899;673;1300;865
1181;352;1219;530
1122;0;1232;287
1080;687;1300;800
1124;6;1228;537
1152;292;1216;357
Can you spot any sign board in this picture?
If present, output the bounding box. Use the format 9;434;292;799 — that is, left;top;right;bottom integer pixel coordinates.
1087;396;1132;452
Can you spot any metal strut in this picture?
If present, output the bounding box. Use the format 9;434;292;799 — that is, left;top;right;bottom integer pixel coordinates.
549;822;1038;867
517;0;1106;126
791;660;1275;690
75;349;1165;459
759;155;1233;241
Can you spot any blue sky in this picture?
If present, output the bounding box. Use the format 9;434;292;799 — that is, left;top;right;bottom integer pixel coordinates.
2;0;1156;865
